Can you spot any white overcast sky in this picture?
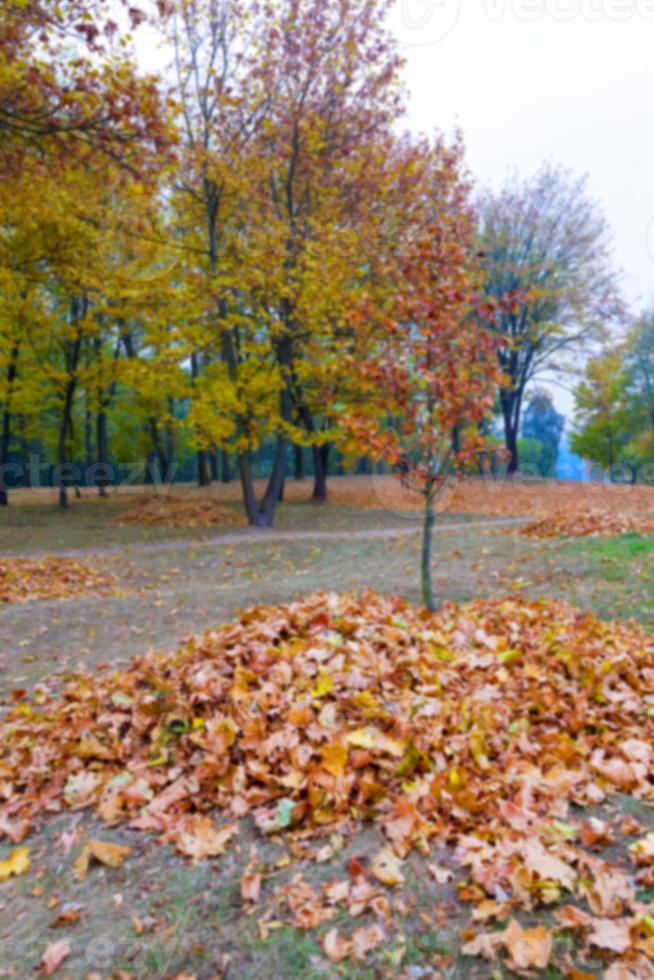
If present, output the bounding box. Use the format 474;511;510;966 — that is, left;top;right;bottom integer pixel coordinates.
390;0;654;311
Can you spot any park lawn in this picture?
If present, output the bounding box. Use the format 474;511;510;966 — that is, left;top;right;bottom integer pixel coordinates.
1;498;654;978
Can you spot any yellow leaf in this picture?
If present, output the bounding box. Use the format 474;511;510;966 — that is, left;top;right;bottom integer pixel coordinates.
346;728;375;750
311;672;334;698
0;846;30;881
321;742;348;777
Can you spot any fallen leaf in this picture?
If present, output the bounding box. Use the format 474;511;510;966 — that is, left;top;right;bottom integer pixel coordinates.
371;847;405;886
0;846;30;881
39;940;71;976
502;919;552;970
73;840;131;880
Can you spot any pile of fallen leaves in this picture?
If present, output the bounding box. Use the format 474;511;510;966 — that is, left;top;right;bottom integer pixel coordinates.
0;558;119;604
520;507;654;540
5;590;654;974
117;495;243;528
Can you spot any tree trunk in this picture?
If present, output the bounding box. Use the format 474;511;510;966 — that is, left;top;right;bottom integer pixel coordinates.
18;417;30;488
293;444;304;481
221;449;231;484
257;434;287;526
421;484;436;612
238;452;264;526
255;336;293;526
312;443;330;502
209;451;218;481
501;396;520;475
197;449;211;487
96;410;109;497
0;343;19;507
84;408;94;484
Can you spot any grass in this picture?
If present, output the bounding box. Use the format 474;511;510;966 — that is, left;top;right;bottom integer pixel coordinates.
1;487;654;977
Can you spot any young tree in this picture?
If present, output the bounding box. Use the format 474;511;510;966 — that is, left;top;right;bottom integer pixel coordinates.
477;163;621;474
342;140;502;610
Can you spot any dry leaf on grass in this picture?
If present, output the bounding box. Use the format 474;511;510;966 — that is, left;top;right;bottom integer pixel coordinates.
39;940;71;976
73;840;131;880
0;846;30;881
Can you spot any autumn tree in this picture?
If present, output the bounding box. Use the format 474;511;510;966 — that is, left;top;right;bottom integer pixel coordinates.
477;163;621;474
571;349;630;471
342;140;501;610
0;0;170;169
168;0;405;526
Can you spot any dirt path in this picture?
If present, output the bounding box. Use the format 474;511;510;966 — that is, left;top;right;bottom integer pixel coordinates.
16;517;528;560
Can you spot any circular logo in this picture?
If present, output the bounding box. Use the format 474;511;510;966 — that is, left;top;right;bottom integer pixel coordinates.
98;194;179;287
388;0;461;47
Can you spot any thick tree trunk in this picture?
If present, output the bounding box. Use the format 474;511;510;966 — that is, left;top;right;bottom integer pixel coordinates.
501;396;520;475
255;336;293;527
238;452;264;526
312;443;330;502
257;434;287;526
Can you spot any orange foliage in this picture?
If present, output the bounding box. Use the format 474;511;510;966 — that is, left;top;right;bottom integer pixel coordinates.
520;508;654;540
0;558;118;604
3;590;654;969
117;496;243;528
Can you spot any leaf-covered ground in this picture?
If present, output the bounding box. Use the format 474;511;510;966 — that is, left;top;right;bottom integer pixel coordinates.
4;590;654;976
0;487;654;976
520;509;654;541
0;557;120;604
117;496;244;529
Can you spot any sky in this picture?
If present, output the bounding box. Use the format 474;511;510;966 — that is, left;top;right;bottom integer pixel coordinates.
388;0;654;416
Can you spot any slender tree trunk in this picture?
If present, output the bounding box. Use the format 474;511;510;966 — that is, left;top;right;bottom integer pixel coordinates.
96;410;109;497
197;449;210;487
0;343;19;507
84;408;94;487
221;449;231;484
209;451;218;482
293;444;304;481
421;483;436;612
18;417;30;488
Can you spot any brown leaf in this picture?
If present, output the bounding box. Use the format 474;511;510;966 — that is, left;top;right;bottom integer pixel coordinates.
39;940;71;976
